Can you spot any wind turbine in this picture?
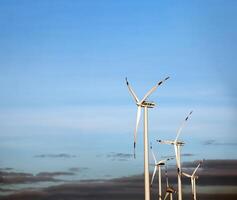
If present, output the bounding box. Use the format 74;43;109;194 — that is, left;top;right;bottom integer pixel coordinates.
164;165;176;200
150;146;173;200
182;162;201;200
126;77;169;200
157;111;193;200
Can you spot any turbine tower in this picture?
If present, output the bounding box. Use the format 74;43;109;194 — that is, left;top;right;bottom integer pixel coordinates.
182;162;201;200
150;146;172;200
126;77;169;200
157;111;193;200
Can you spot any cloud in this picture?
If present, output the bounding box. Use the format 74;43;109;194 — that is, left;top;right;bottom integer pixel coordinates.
34;153;77;158
161;153;194;159
0;168;13;171
107;152;133;161
36;172;74;177
68;167;89;173
202;139;237;146
1;168;237;200
0;172;58;184
1;160;237;199
0;169;75;184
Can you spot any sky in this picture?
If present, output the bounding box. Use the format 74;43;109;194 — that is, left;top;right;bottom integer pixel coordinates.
0;0;237;197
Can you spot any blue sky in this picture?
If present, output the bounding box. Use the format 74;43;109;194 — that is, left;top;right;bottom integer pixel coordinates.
0;0;237;189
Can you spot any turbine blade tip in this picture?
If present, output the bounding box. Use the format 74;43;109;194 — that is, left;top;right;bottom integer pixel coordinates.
158;81;163;85
125;77;129;85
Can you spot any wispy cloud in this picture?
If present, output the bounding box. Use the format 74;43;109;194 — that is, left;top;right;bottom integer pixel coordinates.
161;153;194;159
202;139;237;146
34;153;77;158
107;152;133;161
68;167;89;173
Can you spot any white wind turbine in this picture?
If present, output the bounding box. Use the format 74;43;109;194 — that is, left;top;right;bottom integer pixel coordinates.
164;164;176;200
150;146;173;200
126;77;169;200
157;111;193;200
182;162;201;200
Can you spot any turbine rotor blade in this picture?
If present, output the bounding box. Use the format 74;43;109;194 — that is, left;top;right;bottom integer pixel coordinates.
151;166;157;185
125;77;139;103
175;111;193;142
157;140;173;145
182;172;192;178
191;178;194;195
192;163;201;176
133;106;142;158
164;192;169;200
140;76;169;103
151;149;157;164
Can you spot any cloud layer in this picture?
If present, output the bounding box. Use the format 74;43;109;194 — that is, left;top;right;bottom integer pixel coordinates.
0;159;237;200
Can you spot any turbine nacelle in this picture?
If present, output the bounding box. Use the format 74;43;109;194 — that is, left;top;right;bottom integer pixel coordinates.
167;187;176;193
137;101;156;108
176;141;185;146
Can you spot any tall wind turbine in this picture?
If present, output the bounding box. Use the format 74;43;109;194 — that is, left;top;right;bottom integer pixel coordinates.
126;77;169;200
150;146;172;200
157;111;193;200
164;165;176;200
182;162;201;200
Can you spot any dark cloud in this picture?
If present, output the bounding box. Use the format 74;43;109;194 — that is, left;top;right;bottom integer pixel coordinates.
183;159;237;170
0;172;237;200
34;153;77;158
0;168;14;171
203;139;237;146
68;167;89;173
107;152;133;161
36;172;74;177
0;172;57;184
0;170;75;184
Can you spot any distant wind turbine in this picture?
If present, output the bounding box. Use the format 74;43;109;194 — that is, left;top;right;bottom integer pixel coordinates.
126;77;169;200
164;164;176;200
157;111;193;200
182;162;201;200
150;146;173;200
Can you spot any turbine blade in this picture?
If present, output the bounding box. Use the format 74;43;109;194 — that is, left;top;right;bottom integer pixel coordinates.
192;163;201;176
151;149;157;164
133;106;142;158
175;111;193;142
140;76;169;103
191;178;194;194
125;77;139;103
164;192;169;200
151;166;157;185
182;172;192;178
157;140;173;145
